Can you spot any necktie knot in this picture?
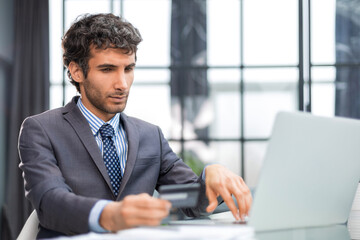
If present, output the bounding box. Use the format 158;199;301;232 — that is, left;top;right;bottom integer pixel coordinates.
99;124;115;138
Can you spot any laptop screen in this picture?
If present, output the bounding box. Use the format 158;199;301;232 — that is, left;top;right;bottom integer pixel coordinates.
248;111;360;231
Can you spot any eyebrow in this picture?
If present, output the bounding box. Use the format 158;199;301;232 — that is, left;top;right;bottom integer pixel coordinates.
96;64;117;69
96;63;136;69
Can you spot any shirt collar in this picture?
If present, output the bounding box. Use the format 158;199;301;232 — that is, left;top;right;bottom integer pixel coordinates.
77;97;120;136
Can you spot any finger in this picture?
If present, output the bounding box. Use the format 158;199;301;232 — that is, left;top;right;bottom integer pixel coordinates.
219;190;240;221
235;180;252;216
206;187;218;213
235;194;246;220
138;198;171;210
244;191;253;216
232;183;247;220
136;207;170;220
126;216;164;227
124;194;171;210
121;203;170;221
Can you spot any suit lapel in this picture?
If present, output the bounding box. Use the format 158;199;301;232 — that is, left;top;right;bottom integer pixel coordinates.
62;97;114;194
117;113;139;199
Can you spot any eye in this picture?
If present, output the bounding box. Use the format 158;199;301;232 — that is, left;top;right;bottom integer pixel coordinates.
101;68;112;73
125;66;134;72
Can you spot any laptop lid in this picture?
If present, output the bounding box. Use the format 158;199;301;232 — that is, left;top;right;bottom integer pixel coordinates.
248;111;360;231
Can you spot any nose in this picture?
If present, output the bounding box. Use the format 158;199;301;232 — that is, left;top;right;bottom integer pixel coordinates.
114;71;128;90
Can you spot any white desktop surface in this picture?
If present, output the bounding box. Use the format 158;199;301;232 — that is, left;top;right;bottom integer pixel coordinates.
51;211;352;240
53;224;254;240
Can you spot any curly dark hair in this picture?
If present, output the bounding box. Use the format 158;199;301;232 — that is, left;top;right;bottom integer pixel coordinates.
62;13;142;92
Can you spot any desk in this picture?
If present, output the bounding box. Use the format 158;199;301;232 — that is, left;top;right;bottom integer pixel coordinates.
53;211;352;240
256;225;350;240
178;211;352;240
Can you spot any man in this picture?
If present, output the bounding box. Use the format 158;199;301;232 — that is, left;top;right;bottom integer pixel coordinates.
18;13;252;238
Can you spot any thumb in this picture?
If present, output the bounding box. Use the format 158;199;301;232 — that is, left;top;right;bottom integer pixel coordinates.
206;187;218;213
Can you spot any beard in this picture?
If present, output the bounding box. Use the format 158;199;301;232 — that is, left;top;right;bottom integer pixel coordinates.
82;79;129;114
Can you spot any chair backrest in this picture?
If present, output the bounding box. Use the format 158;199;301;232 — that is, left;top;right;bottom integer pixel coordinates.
17;210;39;240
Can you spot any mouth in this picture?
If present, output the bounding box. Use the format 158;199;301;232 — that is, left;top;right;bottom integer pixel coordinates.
108;94;127;103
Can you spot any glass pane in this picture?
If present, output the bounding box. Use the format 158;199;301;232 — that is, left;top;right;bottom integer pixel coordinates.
65;83;78;105
311;0;336;64
170;67;209;140
208;68;240;84
0;1;13;61
49;0;63;85
134;69;170;84
335;1;360;64
243;0;298;65
210;92;241;139
168;141;181;158
333;66;360;119
125;85;171;138
244;68;298;138
65;0;111;30
50;77;63;87
207;0;240;66
311;66;336;83
171;95;213;141
61;69;77;105
184;141;241;176
112;0;122;16
123;0;171;66
209;69;241;139
244;68;298;83
245;141;267;189
50;85;63;109
311;83;335;117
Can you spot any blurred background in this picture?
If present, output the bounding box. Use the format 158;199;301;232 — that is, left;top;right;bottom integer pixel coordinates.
1;0;359;239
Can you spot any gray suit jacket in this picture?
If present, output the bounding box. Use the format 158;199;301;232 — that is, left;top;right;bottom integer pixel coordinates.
18;96;208;237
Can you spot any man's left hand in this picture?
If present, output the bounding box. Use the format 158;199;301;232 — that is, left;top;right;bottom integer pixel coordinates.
205;164;252;221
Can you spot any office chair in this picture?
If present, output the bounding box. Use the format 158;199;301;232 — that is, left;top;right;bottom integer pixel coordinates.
17;210;39;240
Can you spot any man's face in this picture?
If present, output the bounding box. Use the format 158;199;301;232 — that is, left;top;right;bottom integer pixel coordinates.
76;46;136;122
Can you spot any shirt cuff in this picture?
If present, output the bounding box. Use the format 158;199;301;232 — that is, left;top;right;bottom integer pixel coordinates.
202;164;212;182
89;200;112;233
202;163;222;182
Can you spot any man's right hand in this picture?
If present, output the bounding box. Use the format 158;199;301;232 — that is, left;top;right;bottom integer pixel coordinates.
99;193;171;232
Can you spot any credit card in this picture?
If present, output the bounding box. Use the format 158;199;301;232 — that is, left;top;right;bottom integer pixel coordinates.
159;183;200;208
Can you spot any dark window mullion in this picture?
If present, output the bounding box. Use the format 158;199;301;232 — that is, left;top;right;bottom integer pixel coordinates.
240;0;245;179
299;0;304;111
307;0;312;112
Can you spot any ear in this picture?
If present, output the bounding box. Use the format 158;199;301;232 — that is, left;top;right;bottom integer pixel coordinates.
68;62;84;83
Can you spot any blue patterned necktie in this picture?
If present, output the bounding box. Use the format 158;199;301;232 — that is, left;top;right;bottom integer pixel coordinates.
99;124;122;196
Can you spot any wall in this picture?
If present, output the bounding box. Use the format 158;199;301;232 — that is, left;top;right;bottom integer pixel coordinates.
0;0;14;234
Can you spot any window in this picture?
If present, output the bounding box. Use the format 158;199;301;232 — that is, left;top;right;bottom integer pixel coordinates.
50;0;359;188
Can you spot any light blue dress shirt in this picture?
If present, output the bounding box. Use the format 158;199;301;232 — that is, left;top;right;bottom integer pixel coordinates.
77;98;127;232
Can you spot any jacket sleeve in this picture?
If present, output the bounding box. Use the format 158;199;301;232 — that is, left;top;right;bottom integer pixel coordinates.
18;116;99;235
155;126;211;217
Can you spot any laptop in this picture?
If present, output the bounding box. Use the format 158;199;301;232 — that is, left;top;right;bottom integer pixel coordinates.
171;111;360;232
248;111;360;231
